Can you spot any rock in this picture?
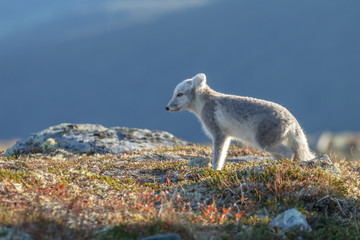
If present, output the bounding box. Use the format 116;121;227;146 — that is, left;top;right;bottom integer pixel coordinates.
4;123;191;157
269;208;312;232
300;154;341;175
40;138;58;153
139;233;182;240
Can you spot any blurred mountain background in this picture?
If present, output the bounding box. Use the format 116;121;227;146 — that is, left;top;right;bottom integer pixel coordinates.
1;0;359;146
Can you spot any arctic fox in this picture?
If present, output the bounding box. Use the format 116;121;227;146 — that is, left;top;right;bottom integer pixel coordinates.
166;73;315;170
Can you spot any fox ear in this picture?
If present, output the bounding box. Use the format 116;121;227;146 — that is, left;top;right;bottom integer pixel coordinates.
192;73;206;87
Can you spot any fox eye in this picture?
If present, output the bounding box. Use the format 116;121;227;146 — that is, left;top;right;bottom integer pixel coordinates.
177;93;184;97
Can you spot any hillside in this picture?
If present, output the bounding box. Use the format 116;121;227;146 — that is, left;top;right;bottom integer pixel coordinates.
0;145;359;239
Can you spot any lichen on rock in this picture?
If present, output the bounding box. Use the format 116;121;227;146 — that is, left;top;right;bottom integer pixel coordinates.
4;123;191;157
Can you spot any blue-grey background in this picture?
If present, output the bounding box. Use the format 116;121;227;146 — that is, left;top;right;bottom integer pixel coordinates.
1;0;359;143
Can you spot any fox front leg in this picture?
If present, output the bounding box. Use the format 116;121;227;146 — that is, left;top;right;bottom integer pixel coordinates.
212;135;231;170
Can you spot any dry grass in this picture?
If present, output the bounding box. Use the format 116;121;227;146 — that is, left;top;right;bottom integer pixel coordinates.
0;145;359;239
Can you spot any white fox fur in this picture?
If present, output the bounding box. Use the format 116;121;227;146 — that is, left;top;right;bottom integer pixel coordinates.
166;73;315;170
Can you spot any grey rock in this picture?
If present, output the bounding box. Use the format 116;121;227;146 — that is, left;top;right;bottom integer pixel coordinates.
300;154;341;175
269;208;312;232
140;233;182;240
4;123;191;157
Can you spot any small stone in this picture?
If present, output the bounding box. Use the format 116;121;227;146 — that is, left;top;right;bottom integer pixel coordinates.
140;233;182;240
300;154;341;175
269;208;312;232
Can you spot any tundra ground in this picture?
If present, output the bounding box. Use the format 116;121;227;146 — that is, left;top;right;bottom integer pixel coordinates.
0;145;359;239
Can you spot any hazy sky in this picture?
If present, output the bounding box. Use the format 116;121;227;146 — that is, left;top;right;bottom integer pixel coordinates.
1;0;359;143
0;0;212;47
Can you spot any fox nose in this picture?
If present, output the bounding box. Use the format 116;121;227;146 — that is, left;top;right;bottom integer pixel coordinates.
165;107;169;111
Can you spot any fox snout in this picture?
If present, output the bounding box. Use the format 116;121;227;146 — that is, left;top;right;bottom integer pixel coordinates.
165;104;179;112
165;106;176;112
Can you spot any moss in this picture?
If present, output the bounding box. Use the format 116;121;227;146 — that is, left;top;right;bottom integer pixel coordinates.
303;216;359;240
0;169;26;182
102;175;125;191
95;224;138;240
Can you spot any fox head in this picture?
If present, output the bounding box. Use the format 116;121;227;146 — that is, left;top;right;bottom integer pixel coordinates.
165;73;206;112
